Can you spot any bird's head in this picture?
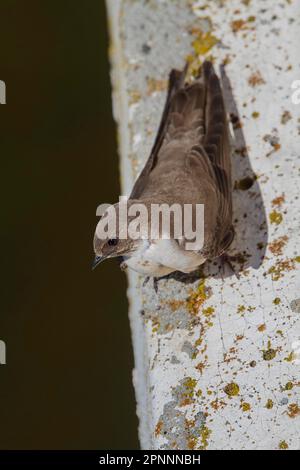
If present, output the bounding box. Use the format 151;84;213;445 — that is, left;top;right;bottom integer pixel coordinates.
93;200;143;269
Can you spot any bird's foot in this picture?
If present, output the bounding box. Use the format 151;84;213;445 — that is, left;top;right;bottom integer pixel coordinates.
120;261;128;271
153;277;159;293
220;253;240;280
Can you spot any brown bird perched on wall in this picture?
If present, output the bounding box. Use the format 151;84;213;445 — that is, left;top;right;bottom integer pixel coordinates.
93;61;234;276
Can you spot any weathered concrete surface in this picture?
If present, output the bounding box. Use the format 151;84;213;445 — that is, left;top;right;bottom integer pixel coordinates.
106;0;300;450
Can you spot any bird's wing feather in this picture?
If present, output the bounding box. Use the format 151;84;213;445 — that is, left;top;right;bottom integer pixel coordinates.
130;66;187;199
202;61;232;224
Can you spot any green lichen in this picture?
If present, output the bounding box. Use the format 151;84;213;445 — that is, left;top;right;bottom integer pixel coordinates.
284;352;296;362
263;349;276;361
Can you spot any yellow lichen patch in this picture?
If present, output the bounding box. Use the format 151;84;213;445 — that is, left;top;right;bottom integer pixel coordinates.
252;111;260;119
202;306;215;317
265;399;274;409
164;299;185;312
285;382;293;391
128;89;141;105
185;54;202;78
146;78;167;95
155;420;163;437
211;399;226;411
295;256;300;263
237;305;246;314
224;382;240;397
187;437;197;450
279;440;288;450
192;30;219;56
269;210;283;225
272;194;285;207
267;258;295;281
248;71;266;87
241;402;251;412
269;235;288;256
287;403;300;418
187;280;209;315
151;317;160;333
183;377;197;393
178;377;198;407
231;19;247;33
273;297;281;305
199;426;211;450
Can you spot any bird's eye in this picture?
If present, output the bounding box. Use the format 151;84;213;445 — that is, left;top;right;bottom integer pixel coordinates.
107;238;118;247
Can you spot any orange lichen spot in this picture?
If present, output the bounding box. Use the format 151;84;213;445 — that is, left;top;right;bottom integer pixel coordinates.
195;362;206;375
165;299;185;312
272;194;285;207
146;78;167;95
258;323;266;332
180;398;193;407
231;19;247;33
287;403;300;418
187;438;197;450
268;258;295;281
155;420;163;437
269;235;288;256
248;71;266;87
211;399;226;411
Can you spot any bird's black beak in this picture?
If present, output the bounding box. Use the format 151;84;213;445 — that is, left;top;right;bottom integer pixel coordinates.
92;255;104;270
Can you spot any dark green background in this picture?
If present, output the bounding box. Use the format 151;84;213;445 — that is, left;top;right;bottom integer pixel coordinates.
0;0;138;449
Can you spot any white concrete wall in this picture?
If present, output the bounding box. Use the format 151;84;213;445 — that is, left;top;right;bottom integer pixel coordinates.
106;0;300;450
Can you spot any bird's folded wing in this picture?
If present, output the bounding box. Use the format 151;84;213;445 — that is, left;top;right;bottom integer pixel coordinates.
130;66;187;199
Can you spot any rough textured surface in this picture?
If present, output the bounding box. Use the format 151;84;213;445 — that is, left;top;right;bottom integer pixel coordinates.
106;0;300;450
